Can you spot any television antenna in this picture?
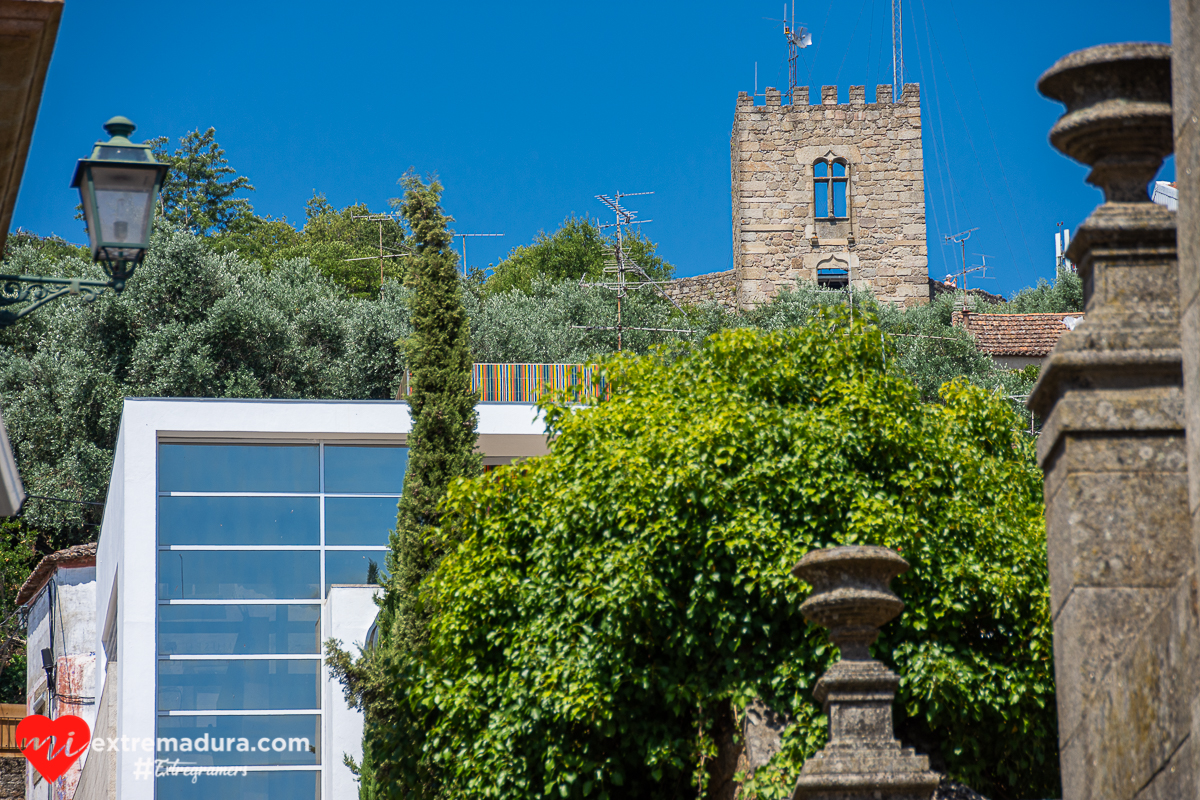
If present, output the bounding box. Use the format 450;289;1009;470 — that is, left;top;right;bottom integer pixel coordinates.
347;211;412;287
454;232;504;274
943;227;978;286
764;4;812;99
948;253;996;291
574;191;690;351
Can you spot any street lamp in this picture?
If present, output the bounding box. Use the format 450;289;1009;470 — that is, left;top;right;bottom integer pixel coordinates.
0;116;167;325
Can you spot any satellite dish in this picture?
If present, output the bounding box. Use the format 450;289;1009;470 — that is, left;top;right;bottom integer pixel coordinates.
792;26;812;48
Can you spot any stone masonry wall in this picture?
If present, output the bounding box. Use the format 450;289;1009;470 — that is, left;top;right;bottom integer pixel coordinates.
731;83;927;309
0;758;19;799
661;269;739;311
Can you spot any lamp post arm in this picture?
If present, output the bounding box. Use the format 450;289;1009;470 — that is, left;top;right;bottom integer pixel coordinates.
0;272;122;326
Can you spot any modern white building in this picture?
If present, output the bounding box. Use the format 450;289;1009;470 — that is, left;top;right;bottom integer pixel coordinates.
74;398;548;800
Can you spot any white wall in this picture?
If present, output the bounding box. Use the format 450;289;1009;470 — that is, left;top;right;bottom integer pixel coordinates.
96;398;544;800
323;586;381;800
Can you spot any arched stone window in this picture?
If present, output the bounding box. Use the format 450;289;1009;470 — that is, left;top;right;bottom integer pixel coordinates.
813;158;849;220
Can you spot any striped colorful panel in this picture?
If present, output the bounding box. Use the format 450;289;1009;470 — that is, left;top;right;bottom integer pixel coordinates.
401;364;602;401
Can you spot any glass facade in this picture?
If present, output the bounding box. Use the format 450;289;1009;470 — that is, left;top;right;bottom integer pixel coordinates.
157;443;402;799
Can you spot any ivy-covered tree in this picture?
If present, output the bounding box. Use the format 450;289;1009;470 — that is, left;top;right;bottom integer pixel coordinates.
149;127;255;235
352;317;1057;800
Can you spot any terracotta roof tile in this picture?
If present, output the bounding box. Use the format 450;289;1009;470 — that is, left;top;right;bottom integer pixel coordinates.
958;312;1083;357
15;542;97;606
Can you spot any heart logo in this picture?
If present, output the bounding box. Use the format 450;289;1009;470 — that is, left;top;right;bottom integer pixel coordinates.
17;714;91;783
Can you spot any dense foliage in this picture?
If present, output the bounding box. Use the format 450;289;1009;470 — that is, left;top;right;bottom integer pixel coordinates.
991;267;1083;314
149;128;256;235
0;229;411;541
353;318;1056;800
485;216;674;295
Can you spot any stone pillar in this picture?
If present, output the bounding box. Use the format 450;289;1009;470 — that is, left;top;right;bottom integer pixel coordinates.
1170;0;1200;788
1029;43;1197;800
790;546;938;800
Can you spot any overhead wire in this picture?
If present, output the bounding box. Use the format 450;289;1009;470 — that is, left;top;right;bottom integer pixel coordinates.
913;0;1020;272
945;0;1037;272
835;0;874;85
907;0;957;276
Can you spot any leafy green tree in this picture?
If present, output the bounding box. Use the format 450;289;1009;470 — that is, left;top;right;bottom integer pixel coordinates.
486;216;674;295
357;317;1056;800
211;194;412;298
993;267;1083;313
149;128;255;235
0;229;411;541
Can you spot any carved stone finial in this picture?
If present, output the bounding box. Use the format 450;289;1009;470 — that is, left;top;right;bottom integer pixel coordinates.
790;546;938;800
1037;43;1172;203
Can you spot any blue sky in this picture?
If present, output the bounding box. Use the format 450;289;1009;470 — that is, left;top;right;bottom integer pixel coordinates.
13;0;1172;298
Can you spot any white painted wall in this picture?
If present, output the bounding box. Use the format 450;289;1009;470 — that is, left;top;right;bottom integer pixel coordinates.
96;398;544;800
25;566;97;800
323;586;381;800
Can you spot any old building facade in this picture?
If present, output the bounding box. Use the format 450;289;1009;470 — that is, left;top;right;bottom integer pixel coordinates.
730;83;928;308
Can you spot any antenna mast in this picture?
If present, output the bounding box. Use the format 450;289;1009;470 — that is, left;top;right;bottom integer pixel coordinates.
575;191;690;351
347;211;410;289
454;232;504;274
891;0;904;102
782;4;813;98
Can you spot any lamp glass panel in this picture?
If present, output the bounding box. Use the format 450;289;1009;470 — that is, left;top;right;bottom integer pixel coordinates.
89;165;157;246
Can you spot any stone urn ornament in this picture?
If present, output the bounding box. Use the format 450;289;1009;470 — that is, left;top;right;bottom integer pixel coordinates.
790;546;938;800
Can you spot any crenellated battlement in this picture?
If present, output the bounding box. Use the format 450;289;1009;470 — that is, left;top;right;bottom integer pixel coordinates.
735;83;921;110
730;79;927;309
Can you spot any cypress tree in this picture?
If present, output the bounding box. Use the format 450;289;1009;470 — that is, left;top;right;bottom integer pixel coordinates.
384;171;481;649
326;173;478;800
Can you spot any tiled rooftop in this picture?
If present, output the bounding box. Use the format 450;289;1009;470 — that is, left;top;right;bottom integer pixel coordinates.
954;311;1084;357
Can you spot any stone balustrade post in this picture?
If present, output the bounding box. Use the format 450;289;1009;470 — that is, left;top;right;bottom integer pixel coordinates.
1030;43;1197;800
790;546;938;800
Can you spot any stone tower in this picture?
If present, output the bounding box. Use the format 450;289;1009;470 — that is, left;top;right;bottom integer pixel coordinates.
731;84;928;308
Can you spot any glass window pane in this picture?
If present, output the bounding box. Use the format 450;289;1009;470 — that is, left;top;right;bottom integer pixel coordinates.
833;181;847;218
155;714;320;766
832;161;846;177
324;446;408;494
159;552;320;600
159;444;319;493
325;550;388;594
814;182;829;218
157;770;318;800
157;659;319;710
159;605;320;655
90;165;155;245
325;497;397;546
813;161;828;177
160;497;319;546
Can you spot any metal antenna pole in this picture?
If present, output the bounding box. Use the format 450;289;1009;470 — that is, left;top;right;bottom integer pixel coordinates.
576;191;691;350
773;4;812;100
453;233;505;274
348;211;411;291
892;0;904;102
